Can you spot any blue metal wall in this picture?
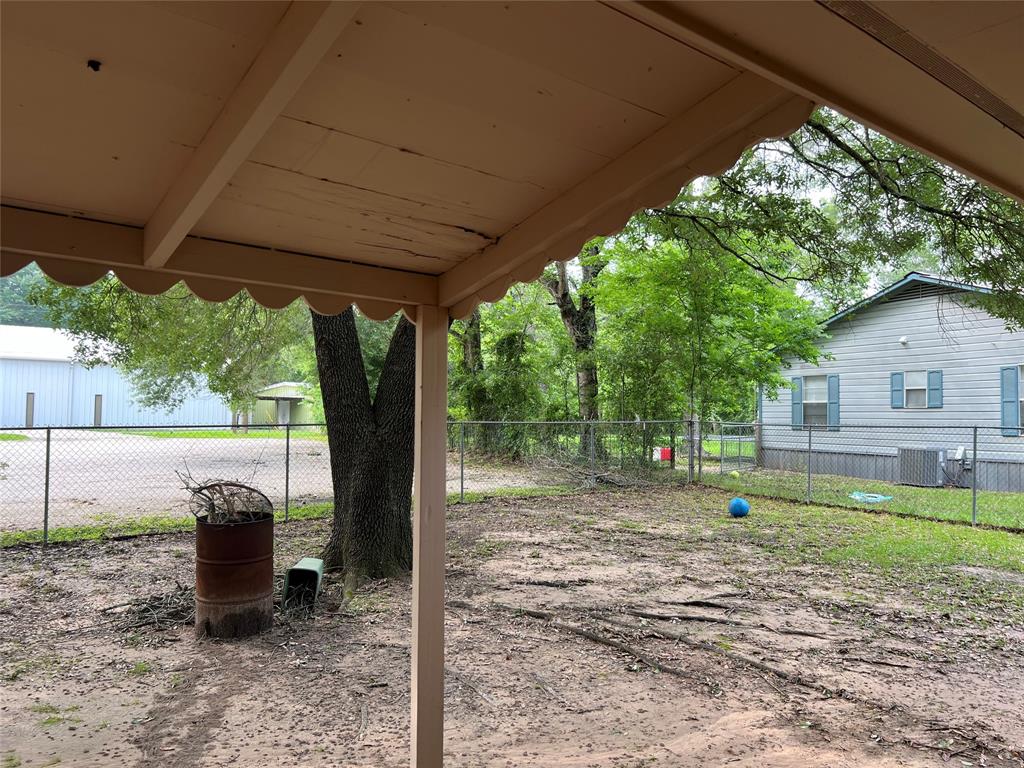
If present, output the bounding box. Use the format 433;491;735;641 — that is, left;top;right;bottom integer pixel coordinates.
0;358;232;427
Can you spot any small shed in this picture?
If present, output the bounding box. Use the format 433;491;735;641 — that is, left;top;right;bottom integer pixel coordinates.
253;381;315;426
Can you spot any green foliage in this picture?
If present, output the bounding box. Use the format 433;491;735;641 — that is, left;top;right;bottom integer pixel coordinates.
597;240;822;421
291;310;397;422
0;263;50;327
449;284;558;425
28;277;309;410
781;108;1023;326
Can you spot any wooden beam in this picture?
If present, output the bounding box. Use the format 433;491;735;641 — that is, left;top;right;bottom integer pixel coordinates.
410;304;449;768
612;1;1024;203
2;205;437;307
438;72;811;314
143;1;359;268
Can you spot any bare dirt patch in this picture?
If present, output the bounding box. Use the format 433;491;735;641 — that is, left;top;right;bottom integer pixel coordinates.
1;486;1022;767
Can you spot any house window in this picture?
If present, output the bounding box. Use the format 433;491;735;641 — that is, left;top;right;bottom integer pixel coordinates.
792;374;840;430
803;375;827;426
905;370;927;408
891;370;942;409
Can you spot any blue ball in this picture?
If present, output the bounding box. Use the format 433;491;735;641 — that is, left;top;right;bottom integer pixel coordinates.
728;497;751;518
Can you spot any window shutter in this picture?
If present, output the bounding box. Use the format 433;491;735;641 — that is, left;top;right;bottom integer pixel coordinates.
890;372;904;409
791;377;803;430
927;370;943;408
1001;366;1020;436
827;375;840;431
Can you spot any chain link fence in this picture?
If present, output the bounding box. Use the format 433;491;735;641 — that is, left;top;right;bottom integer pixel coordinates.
2;420;1022;544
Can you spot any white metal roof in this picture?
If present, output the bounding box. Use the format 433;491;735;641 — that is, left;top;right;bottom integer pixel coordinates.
0;324;78;362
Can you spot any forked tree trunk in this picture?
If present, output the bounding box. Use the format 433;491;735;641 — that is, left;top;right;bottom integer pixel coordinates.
311;308;415;581
541;256;606;423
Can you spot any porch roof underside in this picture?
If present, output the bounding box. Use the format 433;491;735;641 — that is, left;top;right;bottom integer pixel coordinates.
1;0;1022;320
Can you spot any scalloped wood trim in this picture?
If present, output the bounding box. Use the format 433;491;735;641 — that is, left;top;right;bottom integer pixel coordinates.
0;253;410;321
1;205;433;320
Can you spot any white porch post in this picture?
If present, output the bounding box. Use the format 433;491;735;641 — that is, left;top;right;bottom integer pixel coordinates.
411;304;448;767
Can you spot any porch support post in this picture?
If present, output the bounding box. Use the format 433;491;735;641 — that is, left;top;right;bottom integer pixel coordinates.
411;304;448;767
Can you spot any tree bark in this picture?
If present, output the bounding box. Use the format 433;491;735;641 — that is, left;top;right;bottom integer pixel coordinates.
541;256;606;421
311;308;415;581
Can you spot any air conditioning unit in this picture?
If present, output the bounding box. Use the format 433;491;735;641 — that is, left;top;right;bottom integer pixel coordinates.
898;447;946;487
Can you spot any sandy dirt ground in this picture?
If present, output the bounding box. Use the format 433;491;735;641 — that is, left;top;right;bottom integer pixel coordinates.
0;430;559;529
1;486;1022;767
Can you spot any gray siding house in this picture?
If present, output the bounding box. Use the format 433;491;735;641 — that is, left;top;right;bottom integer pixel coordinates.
759;273;1024;491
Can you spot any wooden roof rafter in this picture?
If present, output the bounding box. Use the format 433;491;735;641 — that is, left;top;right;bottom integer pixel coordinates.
143;1;361;268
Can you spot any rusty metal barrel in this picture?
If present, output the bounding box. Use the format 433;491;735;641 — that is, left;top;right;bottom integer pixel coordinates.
195;515;274;638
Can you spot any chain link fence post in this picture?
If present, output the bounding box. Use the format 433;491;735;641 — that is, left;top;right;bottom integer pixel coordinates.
687;419;695;483
971;425;978;526
284;422;291;523
806;426;813;503
43;427;51;547
669;422;676;471
459;421;465;502
588;421;596;485
719;420;725;475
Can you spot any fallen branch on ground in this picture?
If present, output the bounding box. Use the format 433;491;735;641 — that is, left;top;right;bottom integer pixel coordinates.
459;600;706;684
656;591;746;609
609;607;831;640
510;578;593;588
448;667;498;708
596;613;831;694
108;583;196;630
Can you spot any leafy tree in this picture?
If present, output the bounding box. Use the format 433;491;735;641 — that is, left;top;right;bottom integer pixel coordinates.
28;277;307;411
597;240;823;424
0;263;51;327
26;269;415;582
540;245;607;421
642;108;1024;325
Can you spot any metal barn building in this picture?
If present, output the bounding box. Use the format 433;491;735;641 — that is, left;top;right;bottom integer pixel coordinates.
0;325;231;428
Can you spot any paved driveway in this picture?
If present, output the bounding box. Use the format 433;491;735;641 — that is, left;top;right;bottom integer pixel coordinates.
0;430;332;530
0;430;563;531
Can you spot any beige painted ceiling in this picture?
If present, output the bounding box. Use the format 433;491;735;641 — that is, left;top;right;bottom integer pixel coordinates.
2;1;1021;319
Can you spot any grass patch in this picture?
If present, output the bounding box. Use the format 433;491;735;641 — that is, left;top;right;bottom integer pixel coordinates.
616;519;646;531
30;703;81;728
106;428;326;440
703;494;1024;575
129;661;151;677
473;538;511;558
703;469;1024;529
449;485;574;504
0;502;335;548
701;438;755;459
0;433;28;441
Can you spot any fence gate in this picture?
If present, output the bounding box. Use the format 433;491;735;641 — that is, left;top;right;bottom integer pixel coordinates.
718;422;756;474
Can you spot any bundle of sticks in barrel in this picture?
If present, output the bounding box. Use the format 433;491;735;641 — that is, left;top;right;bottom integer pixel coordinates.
179;473;273;524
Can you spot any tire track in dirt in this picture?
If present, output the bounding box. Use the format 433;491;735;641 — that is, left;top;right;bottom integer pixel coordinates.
132;650;242;767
